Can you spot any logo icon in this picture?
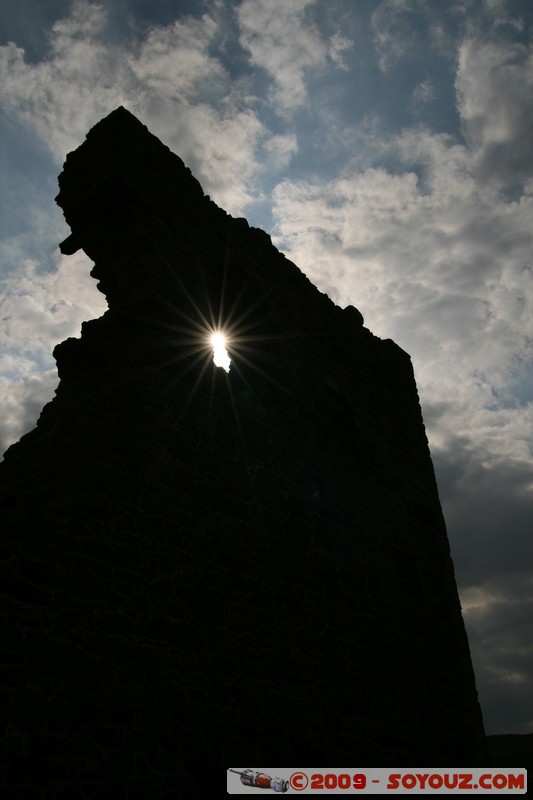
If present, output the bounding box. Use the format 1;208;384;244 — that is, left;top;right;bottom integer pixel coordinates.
228;769;289;793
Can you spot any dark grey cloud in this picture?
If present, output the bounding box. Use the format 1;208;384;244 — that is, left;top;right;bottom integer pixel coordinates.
430;434;533;734
433;438;533;587
460;570;533;734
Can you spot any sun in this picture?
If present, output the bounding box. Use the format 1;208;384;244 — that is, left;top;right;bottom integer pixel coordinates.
210;330;231;372
210;331;226;349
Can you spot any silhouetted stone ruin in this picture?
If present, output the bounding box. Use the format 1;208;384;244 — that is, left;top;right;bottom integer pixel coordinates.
0;107;486;796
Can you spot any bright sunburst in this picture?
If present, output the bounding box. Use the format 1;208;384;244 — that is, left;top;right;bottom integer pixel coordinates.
210;330;231;372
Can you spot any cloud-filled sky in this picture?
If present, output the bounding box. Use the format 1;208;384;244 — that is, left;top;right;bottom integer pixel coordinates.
1;0;532;736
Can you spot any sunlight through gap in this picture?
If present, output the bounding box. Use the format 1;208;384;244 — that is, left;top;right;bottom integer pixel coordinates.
210;331;231;372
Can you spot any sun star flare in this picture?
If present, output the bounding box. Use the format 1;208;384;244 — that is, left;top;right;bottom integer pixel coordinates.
210;330;231;372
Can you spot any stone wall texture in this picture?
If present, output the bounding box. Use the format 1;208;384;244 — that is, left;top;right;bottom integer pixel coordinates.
0;108;486;797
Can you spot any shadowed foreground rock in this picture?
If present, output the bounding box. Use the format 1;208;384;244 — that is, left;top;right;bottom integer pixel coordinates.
0;108;486;796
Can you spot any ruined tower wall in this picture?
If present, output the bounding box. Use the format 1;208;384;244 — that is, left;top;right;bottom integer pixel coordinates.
0;108;485;796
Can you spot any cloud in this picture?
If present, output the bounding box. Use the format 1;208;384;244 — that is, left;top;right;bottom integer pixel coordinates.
434;440;533;586
0;252;107;362
0;250;107;457
272;116;533;442
127;12;225;99
371;0;418;72
123;9;264;209
0;0;264;214
412;78;436;107
140;97;263;213
327;32;352;70
428;21;456;59
236;0;329;113
461;573;533;734
0;370;58;457
456;35;533;189
0;2;129;162
263;132;299;168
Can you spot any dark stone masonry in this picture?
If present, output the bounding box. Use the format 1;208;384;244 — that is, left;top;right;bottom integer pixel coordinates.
1;108;486;796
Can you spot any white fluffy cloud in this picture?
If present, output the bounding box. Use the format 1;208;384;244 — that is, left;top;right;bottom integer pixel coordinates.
0;250;107;454
237;0;330;113
0;252;106;361
0;0;264;213
272;131;533;471
263;132;299;167
0;2;129;162
127;13;224;99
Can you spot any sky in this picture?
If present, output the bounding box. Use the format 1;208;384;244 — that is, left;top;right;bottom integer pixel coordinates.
0;0;532;737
